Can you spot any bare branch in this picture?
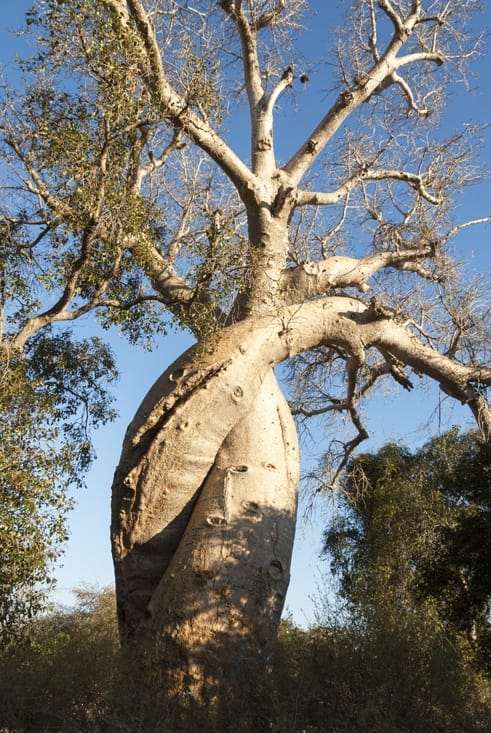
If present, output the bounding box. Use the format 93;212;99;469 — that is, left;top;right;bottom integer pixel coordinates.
220;0;264;108
264;65;294;117
130;128;187;192
296;164;441;207
320;197;350;258
443;216;491;243
388;71;431;115
368;0;381;61
327;407;369;490
281;0;449;184
377;0;403;33
255;1;287;31
280;244;441;302
122;0;254;191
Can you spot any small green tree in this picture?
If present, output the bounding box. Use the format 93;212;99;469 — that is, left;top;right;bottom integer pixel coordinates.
324;429;491;667
0;332;117;643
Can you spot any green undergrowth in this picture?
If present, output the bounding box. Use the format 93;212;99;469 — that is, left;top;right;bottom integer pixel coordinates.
0;587;489;733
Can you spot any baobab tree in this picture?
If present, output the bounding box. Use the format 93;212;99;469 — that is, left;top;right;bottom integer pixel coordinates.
1;0;489;696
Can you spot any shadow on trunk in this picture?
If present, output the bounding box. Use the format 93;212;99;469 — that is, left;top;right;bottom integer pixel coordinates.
143;502;296;682
117;503;297;731
112;365;299;722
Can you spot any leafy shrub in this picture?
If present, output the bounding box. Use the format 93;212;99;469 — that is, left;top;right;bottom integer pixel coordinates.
0;588;489;733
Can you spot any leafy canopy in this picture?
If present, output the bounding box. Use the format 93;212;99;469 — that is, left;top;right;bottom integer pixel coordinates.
0;332;117;642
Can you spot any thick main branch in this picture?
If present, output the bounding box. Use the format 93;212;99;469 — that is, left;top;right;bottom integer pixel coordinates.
279;247;439;301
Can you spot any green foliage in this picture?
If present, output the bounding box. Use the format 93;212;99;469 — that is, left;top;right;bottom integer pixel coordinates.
1;0;171;337
273;613;491;733
0;0;237;342
0;588;489;733
0;587;120;733
324;429;491;669
0;332;117;641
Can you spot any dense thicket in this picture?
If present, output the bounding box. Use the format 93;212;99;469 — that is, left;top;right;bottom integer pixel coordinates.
0;585;489;733
324;430;491;671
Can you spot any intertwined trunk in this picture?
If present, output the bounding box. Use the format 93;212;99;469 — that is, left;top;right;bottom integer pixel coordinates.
139;370;298;693
111;200;305;691
111;306;301;693
111;289;491;694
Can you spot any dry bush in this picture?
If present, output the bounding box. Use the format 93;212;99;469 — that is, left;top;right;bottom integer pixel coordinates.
0;588;489;732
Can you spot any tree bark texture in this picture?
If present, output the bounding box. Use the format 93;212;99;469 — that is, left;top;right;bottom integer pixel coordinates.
139;370;298;694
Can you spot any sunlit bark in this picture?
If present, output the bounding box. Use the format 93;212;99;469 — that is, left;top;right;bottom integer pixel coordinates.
1;0;489;701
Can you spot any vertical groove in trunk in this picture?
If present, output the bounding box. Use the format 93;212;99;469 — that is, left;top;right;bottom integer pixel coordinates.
138;370;299;695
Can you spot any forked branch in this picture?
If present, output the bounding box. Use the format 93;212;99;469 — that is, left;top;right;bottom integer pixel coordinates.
109;0;254;190
284;1;444;184
280;246;440;301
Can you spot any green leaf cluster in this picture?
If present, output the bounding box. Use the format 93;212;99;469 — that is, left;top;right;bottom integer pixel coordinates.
0;0;175;334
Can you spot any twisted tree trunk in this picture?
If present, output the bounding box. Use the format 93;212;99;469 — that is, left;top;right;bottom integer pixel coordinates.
111;307;301;692
139;370;298;695
111;296;490;693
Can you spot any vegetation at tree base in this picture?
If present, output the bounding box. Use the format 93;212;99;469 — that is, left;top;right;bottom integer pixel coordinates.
324;429;491;673
0;584;489;732
1;431;489;732
1;0;490;707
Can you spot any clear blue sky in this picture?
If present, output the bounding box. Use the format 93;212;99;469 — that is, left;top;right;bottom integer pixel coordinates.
1;1;489;624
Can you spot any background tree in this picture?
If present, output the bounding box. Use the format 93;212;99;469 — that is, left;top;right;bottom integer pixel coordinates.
324;429;491;670
0;331;117;644
0;0;490;700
